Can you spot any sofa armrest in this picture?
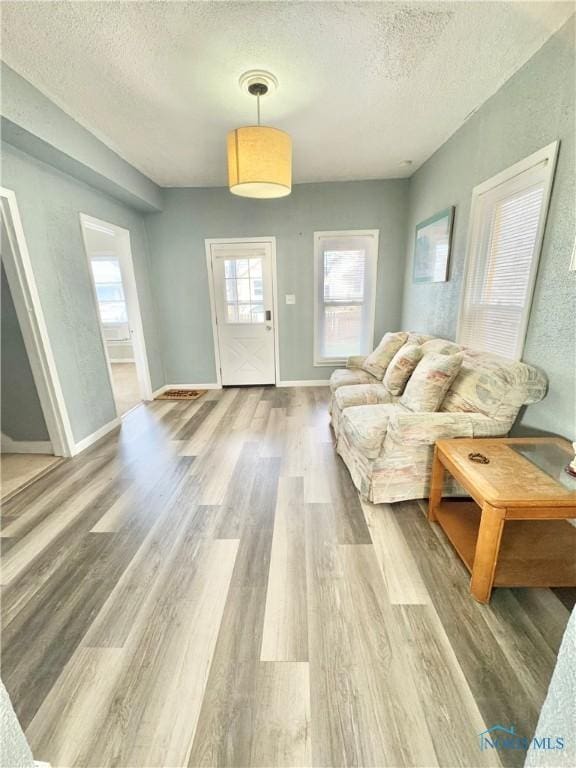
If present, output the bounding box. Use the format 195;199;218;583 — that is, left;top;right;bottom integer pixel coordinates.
346;355;367;370
386;411;510;446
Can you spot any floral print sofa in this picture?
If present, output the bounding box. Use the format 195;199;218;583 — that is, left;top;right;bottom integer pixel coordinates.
329;333;548;504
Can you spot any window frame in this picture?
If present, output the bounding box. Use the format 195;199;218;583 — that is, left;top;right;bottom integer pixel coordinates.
90;255;129;327
313;229;379;366
456;141;559;361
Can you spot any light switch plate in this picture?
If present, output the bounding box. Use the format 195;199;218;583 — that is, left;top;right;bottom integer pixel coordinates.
285;294;296;305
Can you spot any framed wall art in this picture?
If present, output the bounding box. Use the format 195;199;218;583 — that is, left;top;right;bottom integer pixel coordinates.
413;207;454;283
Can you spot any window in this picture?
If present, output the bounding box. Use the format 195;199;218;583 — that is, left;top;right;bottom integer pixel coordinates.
224;257;265;323
90;257;128;324
457;142;558;360
314;230;379;364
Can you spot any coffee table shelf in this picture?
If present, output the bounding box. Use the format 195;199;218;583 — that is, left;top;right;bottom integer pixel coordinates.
429;437;576;602
435;500;576;588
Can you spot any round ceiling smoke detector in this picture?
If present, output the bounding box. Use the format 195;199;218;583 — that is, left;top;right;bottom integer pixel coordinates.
239;70;279;97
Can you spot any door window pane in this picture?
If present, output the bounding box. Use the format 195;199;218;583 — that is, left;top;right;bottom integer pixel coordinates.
223;256;266;324
225;279;237;302
238;304;252;323
236;279;251;302
249;258;263;278
250;279;263;301
251;304;265;322
236;259;250;278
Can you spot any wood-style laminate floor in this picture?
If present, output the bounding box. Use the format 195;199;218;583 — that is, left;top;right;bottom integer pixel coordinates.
110;362;142;416
1;452;62;502
1;387;572;768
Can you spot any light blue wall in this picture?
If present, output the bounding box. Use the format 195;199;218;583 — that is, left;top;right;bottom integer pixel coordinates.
145;181;409;383
1;265;49;442
401;17;575;438
1;63;163;212
1;144;164;442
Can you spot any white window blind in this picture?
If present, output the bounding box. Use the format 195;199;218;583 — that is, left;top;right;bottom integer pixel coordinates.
314;230;379;364
458;143;558;360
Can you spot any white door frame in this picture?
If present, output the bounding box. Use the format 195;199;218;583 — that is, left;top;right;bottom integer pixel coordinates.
79;213;153;414
205;237;280;387
0;187;75;456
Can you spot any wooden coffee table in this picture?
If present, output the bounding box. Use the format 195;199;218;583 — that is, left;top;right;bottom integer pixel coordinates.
428;437;576;603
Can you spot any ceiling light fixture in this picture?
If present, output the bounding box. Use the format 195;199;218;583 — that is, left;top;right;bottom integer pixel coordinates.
227;70;292;199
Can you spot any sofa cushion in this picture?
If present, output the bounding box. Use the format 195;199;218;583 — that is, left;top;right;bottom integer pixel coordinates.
361;331;408;379
442;348;548;421
420;338;462;356
383;343;423;395
406;332;434;346
341;404;399;459
400;352;464;412
335;383;394;410
329;367;377;393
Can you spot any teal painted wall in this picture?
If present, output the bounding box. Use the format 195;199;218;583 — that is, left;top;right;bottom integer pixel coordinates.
401;17;575;438
1;63;163;212
145;180;409;383
1;265;49;442
0;144;164;442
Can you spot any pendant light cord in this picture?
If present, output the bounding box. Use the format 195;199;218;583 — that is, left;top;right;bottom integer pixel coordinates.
257;92;261;126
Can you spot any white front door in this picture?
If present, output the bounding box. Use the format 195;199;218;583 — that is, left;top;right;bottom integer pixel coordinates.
209;240;276;385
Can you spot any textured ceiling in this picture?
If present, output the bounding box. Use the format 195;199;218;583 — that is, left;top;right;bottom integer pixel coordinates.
1;1;573;187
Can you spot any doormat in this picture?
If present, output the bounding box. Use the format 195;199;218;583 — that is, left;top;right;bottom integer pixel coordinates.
155;389;207;401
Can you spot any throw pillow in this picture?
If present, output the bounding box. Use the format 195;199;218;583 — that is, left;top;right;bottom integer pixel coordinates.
361;331;408;379
383;343;423;395
400;352;464;412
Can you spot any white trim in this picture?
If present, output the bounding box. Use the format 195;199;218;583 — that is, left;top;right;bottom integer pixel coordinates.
277;380;330;387
204;237;280;386
152;383;222;398
80;214;154;415
1;433;53;454
0;188;75;457
456;141;559;360
70;416;121;456
313;229;380;367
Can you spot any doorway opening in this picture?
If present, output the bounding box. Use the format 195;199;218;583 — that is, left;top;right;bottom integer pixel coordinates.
205;238;279;386
0;263;63;499
1;188;72;497
80;214;152;417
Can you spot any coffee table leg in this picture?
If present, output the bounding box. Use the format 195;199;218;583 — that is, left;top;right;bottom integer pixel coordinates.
428;446;444;522
471;503;505;603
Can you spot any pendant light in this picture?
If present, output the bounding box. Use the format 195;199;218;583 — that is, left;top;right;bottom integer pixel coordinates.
227;71;292;199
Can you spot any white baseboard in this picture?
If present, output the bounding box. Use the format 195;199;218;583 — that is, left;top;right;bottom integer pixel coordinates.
152;381;328;396
71;417;121;456
277;380;330;387
152;383;222;398
1;432;53;454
